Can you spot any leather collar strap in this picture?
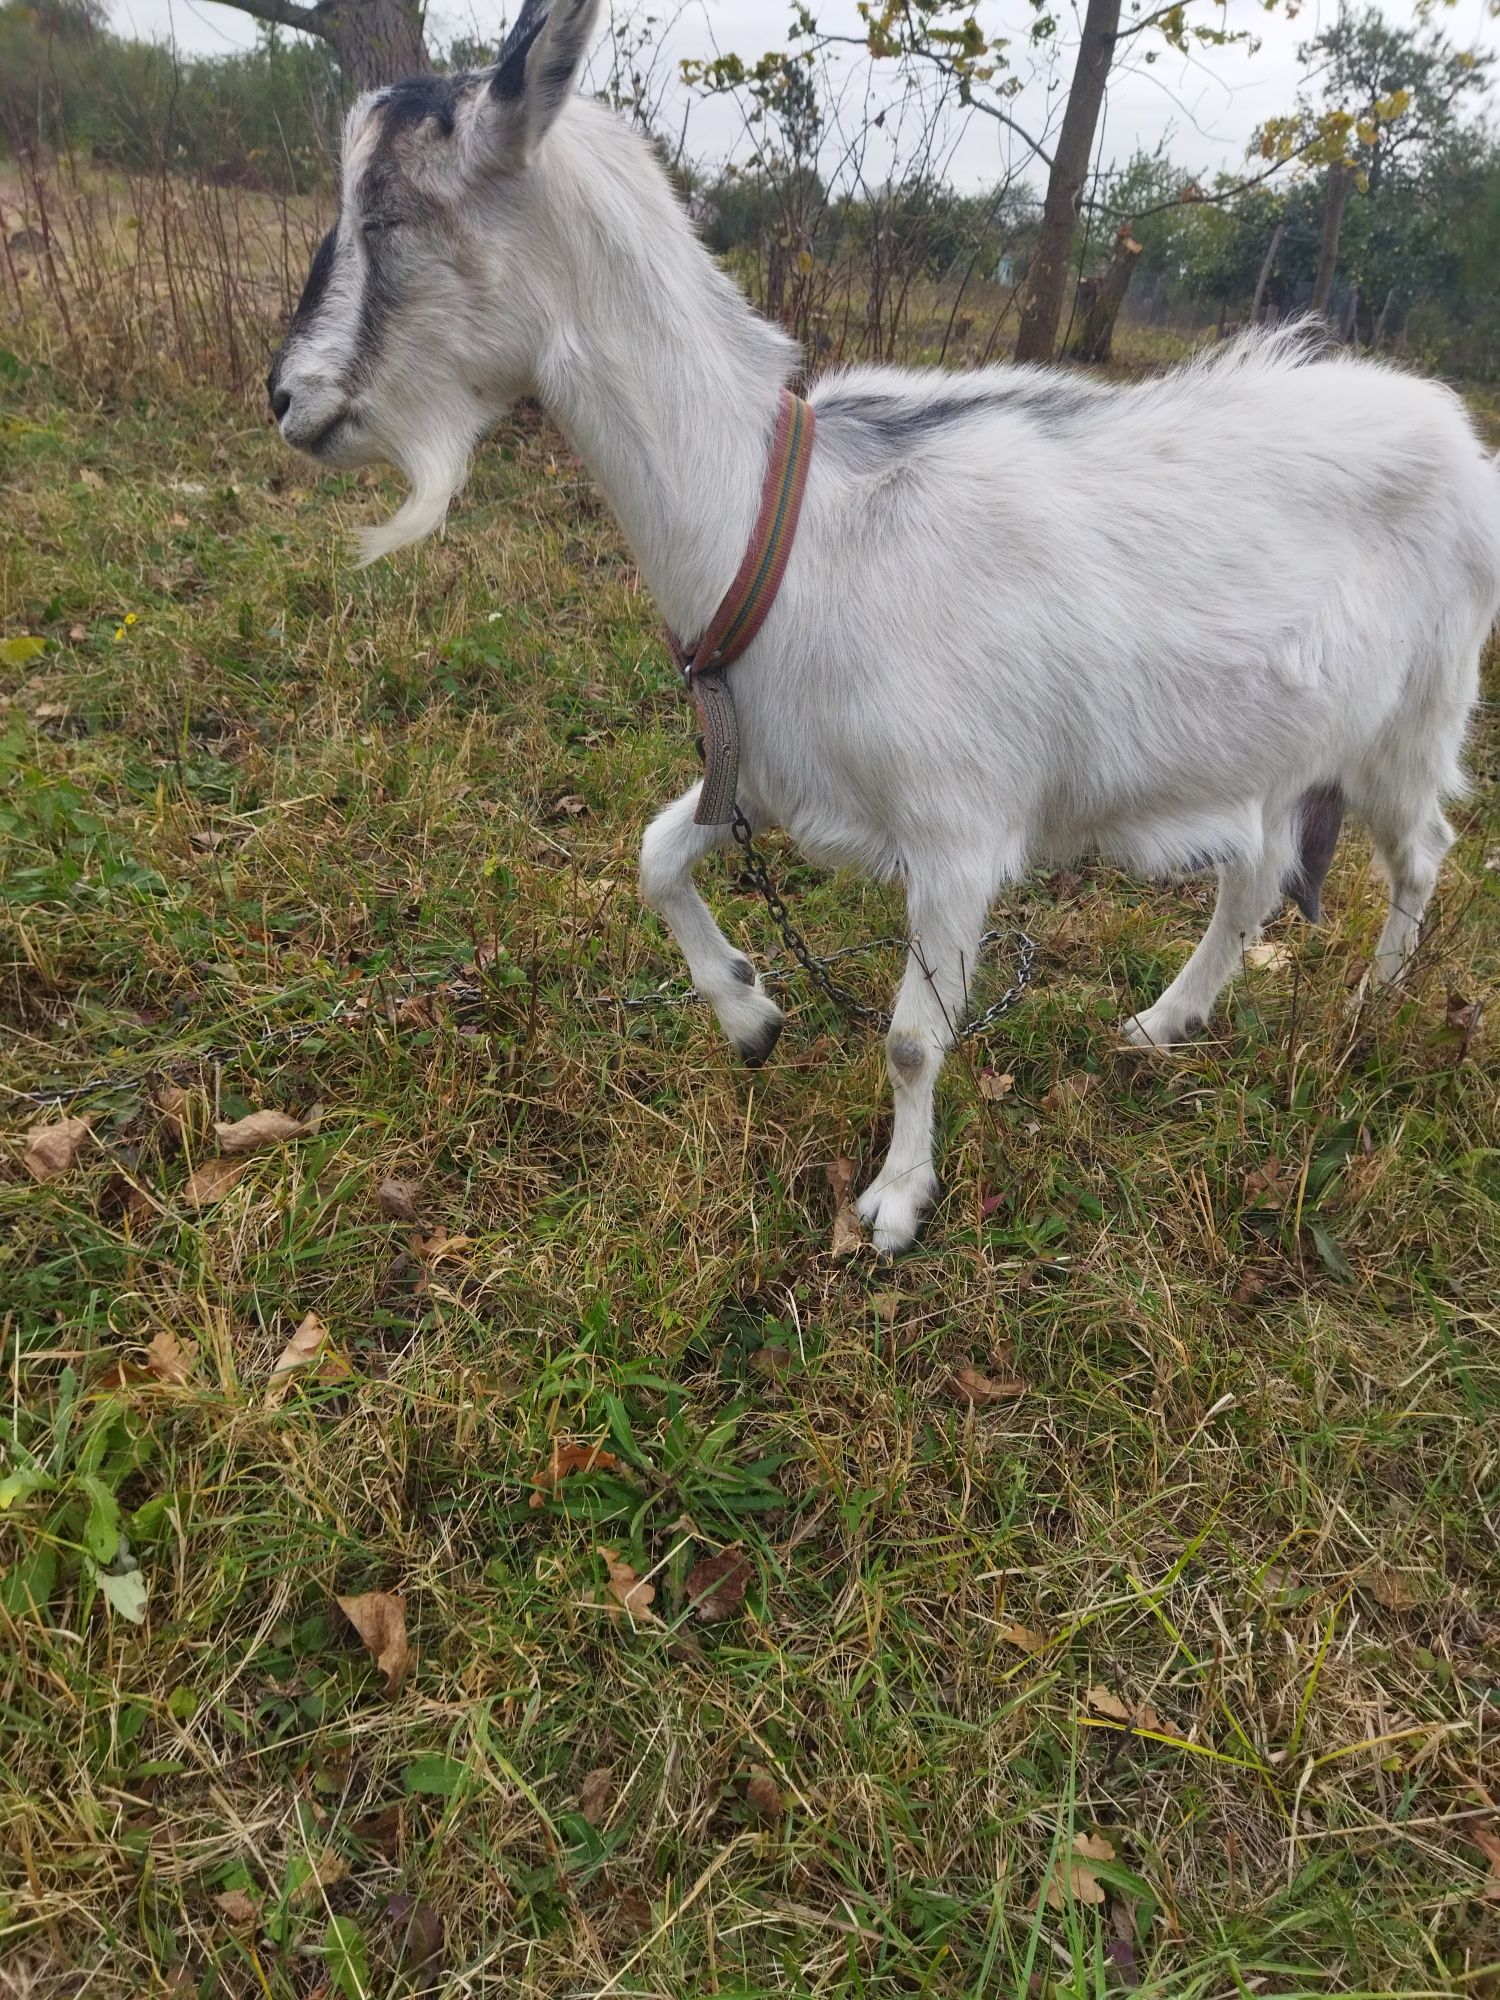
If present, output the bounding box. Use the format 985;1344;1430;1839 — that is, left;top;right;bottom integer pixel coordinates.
668;387;816;825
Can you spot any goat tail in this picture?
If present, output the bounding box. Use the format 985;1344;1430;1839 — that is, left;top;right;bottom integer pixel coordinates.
1287;785;1346;924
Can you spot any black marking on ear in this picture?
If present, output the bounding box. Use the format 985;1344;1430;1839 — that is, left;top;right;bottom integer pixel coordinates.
494;0;550;99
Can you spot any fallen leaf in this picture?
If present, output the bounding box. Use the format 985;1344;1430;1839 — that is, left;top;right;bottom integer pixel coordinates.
267;1312;350;1401
1243;940;1291;972
1242;1156;1283;1201
214;1889;258;1926
979;1070;1014;1101
950;1364;1025;1404
870;1291;902;1325
598;1547;659;1624
68;624;88;642
214;1108;309;1153
289;1851;350;1904
744;1766;781;1825
529;1439;620;1508
827;1156;862;1259
1043;1073;1095;1113
1087;1685;1163;1733
335;1589;411;1694
352;1804;402;1856
183;1156;248;1206
386;1894;444;1970
1446;992;1483;1046
23;1114;91;1182
146;1329;196;1386
1231;1265;1267;1305
78;466;104;489
31;702;66;721
579;1765;614;1825
550;793;587;818
1045;1831;1115;1909
1472;1824;1500;1900
1368;1567;1418;1611
410;1228;473;1265
378;1177;420;1222
685;1548;752;1622
996;1621;1048;1655
157;1083;189;1143
189;827;228;852
97;1567;149;1622
615;1887;654;1936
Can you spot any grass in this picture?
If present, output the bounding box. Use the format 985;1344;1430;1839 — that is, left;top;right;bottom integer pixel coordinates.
2;311;1499;2000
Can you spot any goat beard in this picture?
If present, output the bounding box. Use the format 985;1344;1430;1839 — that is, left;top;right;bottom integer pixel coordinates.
356;419;476;566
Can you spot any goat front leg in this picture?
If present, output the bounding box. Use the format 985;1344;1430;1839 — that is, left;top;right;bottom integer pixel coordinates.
858;870;991;1256
639;784;784;1066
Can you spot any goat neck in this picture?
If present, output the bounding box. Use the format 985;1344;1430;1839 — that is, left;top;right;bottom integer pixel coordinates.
529;109;798;641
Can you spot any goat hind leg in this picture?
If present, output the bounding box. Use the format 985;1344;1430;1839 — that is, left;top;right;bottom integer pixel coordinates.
1125;818;1297;1047
858;870;990;1256
639;784;783;1065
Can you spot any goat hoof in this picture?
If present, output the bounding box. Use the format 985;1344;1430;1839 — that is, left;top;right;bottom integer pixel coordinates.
736;1013;783;1069
1122;1007;1205;1051
856;1172;937;1255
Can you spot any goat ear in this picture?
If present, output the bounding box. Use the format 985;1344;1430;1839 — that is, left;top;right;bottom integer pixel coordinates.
479;0;603;168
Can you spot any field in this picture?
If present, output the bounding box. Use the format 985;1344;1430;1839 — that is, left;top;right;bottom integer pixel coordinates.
2;268;1500;1998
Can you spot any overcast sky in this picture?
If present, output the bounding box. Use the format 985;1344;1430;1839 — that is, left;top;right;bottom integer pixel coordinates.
108;0;1499;187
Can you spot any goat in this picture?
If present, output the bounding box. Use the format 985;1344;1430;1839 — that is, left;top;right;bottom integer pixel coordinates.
266;0;1500;1253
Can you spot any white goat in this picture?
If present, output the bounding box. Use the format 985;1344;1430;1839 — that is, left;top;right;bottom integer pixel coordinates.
267;0;1500;1252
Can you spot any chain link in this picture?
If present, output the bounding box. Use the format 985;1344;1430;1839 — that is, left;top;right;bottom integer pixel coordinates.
731;808;1034;1042
9;825;1035;1110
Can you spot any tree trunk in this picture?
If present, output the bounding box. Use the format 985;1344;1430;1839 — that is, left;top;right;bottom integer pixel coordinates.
1339;281;1360;346
1311;162;1352;317
1066;222;1141;364
323;0;428;87
207;0;429;90
1371;284;1397;347
1013;0;1121;365
1250;220;1283;324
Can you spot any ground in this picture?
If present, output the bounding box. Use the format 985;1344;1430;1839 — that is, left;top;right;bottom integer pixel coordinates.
2;340;1499;2000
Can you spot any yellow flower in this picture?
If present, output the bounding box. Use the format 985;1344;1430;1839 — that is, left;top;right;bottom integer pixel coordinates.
125;612;138;626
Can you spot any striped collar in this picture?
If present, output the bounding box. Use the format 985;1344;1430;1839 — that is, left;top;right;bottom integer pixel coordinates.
668;388;816;825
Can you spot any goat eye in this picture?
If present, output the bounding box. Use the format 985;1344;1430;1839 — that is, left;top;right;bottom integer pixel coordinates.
362;218;399;237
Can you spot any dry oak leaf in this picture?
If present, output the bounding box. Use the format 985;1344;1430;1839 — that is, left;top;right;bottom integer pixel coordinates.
146;1329;196;1386
597;1547;660;1625
267;1312;351;1402
979;1069;1015;1101
214;1108;310;1153
386;1893;444;1970
288;1851;350;1905
23;1114;91;1182
950;1364;1025;1404
685;1548;753;1622
744;1766;782;1825
183;1156;248;1207
1446;992;1483;1040
996;1621;1048;1655
213;1889;259;1926
335;1590;411;1694
157;1083;190;1143
1087;1684;1163;1733
529;1439;620;1508
378;1177;421;1223
578;1765;615;1826
1045;1832;1115;1910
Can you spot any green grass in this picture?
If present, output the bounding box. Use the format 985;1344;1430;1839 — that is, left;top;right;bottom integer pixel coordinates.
2;334;1499;2000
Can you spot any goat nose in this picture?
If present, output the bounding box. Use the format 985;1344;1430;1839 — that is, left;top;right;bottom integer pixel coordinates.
270;385;292;422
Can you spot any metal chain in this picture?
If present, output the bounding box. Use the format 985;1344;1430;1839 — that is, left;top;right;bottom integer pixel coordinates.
8;827;1035;1110
730;809;1035;1042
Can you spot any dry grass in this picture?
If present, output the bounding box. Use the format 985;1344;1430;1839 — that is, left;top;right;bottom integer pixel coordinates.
1;201;1499;2000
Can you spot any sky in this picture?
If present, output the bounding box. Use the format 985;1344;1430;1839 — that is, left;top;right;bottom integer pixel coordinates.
107;0;1500;188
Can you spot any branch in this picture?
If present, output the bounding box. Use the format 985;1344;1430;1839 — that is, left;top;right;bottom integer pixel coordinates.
810;30;1056;170
1094;134;1324;222
215;0;328;37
